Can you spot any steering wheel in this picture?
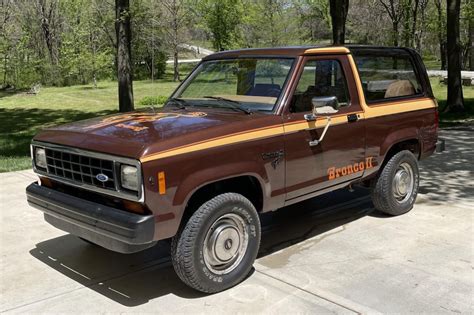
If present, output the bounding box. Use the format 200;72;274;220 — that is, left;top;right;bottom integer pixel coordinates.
265;88;281;97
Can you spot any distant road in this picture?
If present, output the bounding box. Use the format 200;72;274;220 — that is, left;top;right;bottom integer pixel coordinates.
179;44;214;56
427;70;474;79
165;59;201;64
166;44;214;64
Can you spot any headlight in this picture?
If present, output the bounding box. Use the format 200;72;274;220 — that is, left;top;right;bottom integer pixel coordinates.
121;165;138;191
35;147;47;169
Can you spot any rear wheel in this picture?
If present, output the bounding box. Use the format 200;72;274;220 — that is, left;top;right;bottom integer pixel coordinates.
171;193;261;293
371;150;419;216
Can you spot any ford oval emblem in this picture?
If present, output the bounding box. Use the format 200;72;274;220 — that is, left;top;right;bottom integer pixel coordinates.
96;173;109;182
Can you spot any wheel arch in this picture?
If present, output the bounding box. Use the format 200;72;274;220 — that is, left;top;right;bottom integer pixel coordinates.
380;125;422;162
381;137;422;171
177;174;264;227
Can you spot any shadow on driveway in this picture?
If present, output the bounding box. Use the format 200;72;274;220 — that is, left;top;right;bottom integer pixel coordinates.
30;188;376;306
418;127;474;205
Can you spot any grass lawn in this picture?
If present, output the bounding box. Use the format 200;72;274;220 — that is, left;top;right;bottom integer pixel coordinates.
0;77;472;173
0;79;180;172
430;78;474;126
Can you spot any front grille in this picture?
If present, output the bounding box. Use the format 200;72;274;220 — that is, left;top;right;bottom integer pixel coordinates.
45;148;116;190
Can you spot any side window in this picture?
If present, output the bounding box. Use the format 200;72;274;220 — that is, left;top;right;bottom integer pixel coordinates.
291;60;350;113
354;52;423;103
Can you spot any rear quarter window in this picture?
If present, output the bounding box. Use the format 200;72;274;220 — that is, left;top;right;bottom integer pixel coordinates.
353;51;423;103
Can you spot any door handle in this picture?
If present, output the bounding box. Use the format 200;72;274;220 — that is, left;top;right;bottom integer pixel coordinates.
347;114;358;122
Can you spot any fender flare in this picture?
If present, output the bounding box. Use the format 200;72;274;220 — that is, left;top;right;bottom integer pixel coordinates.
173;161;270;212
380;127;422;161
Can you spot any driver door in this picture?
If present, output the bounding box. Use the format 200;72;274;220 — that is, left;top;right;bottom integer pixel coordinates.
283;56;366;201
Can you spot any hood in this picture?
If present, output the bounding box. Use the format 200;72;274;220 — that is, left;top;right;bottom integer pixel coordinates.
34;108;265;159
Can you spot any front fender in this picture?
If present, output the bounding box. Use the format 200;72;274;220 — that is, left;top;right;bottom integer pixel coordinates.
173;161;270;210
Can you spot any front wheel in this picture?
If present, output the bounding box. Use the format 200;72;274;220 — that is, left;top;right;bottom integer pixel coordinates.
371;150;420;216
171;193;261;293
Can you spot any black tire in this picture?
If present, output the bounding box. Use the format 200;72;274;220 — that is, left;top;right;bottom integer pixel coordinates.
171;193;261;293
371;150;419;216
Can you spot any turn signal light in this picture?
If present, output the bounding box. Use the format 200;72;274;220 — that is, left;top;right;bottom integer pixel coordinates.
158;171;166;195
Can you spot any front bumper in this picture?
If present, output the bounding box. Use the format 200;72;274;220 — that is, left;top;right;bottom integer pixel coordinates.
436;138;446;153
26;183;156;253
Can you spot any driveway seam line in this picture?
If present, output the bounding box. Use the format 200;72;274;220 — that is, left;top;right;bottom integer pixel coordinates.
256;269;380;315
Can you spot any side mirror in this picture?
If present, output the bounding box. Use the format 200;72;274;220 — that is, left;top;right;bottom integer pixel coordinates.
304;96;340;121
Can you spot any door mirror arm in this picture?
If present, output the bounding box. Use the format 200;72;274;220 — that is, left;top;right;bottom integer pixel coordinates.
308;117;332;147
302;96;339;146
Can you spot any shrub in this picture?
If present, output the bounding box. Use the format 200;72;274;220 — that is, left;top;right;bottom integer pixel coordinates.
138;95;168;106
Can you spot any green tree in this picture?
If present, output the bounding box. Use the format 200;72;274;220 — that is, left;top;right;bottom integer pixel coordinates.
131;0;167;81
59;0;112;86
200;0;243;51
379;0;406;46
295;0;331;43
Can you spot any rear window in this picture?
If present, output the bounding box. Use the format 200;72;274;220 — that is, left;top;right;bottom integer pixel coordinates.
353;50;423;103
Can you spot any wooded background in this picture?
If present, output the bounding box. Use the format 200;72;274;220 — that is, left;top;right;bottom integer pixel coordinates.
0;0;472;108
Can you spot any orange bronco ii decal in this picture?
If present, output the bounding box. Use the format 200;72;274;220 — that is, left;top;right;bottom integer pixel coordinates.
327;157;374;180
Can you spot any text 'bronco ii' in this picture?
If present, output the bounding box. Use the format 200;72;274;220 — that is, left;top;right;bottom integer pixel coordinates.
26;45;444;293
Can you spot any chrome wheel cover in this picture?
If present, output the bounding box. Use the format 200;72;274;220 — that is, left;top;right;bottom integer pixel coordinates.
392;162;415;203
203;213;249;275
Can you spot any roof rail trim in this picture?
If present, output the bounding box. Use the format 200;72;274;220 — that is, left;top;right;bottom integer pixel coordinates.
303;47;350;55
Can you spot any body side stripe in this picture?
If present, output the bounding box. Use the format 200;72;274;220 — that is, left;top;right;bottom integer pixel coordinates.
140;125;285;162
140;100;435;163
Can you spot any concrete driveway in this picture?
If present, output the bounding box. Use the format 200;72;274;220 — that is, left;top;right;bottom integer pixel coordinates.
1;128;473;314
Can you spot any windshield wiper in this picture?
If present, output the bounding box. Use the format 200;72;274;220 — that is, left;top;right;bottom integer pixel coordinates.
202;96;252;115
165;97;188;110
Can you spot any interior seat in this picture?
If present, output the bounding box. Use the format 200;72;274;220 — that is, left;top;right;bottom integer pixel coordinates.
247;83;281;97
384;80;415;98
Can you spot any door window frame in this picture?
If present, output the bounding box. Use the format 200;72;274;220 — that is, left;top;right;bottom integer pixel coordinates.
279;55;362;116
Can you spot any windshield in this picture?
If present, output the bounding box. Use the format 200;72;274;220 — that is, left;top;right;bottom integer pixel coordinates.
171;58;295;112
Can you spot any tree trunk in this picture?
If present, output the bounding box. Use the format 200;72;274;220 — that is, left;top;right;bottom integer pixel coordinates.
445;0;464;113
115;0;134;112
415;0;428;53
173;49;180;81
37;0;58;65
435;0;447;70
329;0;349;45
3;54;7;85
411;0;420;48
393;21;399;46
469;16;474;71
172;4;180;82
403;0;412;47
440;42;447;70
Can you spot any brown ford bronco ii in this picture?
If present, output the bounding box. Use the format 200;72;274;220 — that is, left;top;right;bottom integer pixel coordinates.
26;45;444;293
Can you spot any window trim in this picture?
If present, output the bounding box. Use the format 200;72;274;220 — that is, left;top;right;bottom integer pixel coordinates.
352;52;426;106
